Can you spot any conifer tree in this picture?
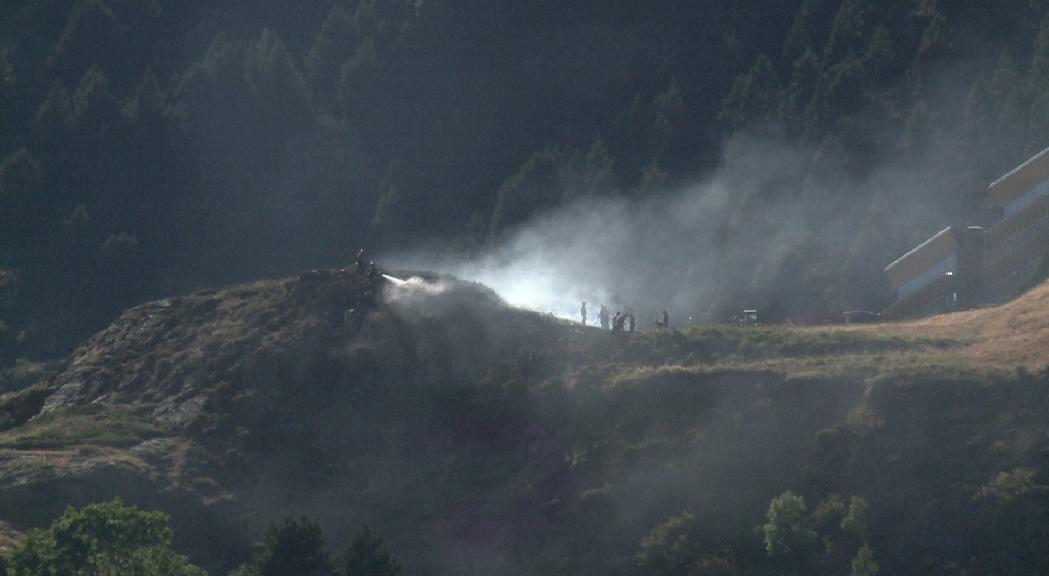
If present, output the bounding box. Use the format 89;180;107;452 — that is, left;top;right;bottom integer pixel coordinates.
720;54;781;131
342;526;401;576
234;517;334;576
306;6;358;100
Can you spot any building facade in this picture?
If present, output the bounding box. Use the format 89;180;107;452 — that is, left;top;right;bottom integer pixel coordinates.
883;147;1049;319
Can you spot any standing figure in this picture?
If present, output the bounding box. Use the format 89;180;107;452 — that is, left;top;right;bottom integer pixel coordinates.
354;248;368;273
662;310;670;330
612;311;622;332
599;305;610;329
580;301;588;326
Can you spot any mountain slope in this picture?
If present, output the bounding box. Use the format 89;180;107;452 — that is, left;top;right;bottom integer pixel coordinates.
846;277;1049;369
0;273;1048;574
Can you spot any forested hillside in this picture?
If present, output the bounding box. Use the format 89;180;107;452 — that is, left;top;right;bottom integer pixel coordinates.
3;0;1049;368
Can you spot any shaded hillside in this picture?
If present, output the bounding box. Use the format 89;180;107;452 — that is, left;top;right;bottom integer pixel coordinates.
2;273;1049;574
9;0;1049;366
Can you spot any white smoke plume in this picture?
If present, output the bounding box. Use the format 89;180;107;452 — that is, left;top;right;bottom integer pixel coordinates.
388;130;972;326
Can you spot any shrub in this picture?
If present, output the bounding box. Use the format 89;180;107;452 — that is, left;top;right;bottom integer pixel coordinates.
342;526;401;576
7;498;205;576
233;517;333;576
763;491;817;558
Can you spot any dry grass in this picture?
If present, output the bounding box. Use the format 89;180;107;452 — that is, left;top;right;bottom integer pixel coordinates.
0;404;162;450
0;445;152;469
832;278;1049;371
610;280;1049;381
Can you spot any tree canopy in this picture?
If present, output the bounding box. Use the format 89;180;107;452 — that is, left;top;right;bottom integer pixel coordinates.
6;498;205;576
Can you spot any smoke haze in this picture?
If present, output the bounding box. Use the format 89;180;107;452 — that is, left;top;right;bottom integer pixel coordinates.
393;130;974;325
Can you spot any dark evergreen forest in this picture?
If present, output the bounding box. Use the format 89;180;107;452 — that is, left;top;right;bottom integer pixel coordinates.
3;0;1049;368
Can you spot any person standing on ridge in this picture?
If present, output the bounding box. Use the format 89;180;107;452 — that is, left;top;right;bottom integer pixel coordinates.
662;309;669;330
580;301;588;326
354;248;368;273
599;304;610;329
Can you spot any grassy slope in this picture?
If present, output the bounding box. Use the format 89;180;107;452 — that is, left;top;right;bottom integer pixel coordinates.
0;274;1047;574
844;278;1049;370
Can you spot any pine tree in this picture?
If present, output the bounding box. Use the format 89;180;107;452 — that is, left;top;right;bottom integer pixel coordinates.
1026;13;1049;154
306;6;358;100
33;80;72;145
247;28;310;127
783;49;823;137
70;64;114;135
489;147;572;236
851;545;879;576
652;79;687;168
342;526;401;576
782;0;818;63
0;149;44;250
336;37;381;129
50;0;122;79
824;0;868;64
825;51;866;120
1029;12;1049;91
121;69;169;128
0;49;15;140
909;11;954;92
720;54;781;131
371;158;423;244
986;52;1026;167
582;135;616;195
862;26;895;81
234;517;335;576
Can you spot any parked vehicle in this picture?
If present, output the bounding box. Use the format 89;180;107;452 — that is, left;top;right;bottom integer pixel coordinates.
843;310;880;324
737;309;759;326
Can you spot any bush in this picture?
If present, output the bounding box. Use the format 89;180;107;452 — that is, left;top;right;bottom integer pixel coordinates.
6;498;205;576
233;517;334;576
851;545;878;576
343;526;401;576
763;491;817;558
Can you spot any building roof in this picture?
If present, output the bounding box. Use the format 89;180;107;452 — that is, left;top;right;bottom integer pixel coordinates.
989;146;1049;207
884;226;957;289
987;190;1049;247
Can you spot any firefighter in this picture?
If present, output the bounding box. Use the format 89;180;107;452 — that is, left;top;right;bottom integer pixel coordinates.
354;248;368;273
599;304;610;329
580;301;588;326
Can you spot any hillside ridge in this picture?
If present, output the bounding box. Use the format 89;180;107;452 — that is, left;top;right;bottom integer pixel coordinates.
0;273;1047;574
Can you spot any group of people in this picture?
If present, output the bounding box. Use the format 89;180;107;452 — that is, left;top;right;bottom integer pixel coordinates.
580;301;663;333
579;300;641;331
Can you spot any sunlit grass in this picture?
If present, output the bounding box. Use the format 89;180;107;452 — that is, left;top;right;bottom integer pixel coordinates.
0;404;162;449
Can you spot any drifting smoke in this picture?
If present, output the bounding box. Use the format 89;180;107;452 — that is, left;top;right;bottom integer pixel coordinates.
382;274;450;297
391;131;967;325
449;186;731;323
